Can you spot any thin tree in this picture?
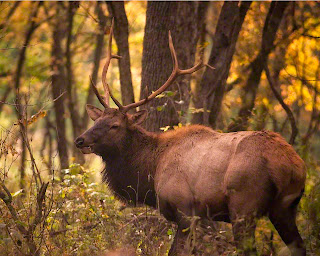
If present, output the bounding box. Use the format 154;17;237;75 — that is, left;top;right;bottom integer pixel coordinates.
192;1;252;127
228;1;289;132
82;1;108;129
13;2;41;188
106;1;135;108
65;1;84;164
50;2;69;170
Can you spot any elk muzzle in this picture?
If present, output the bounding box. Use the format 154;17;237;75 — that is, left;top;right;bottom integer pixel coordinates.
75;136;92;154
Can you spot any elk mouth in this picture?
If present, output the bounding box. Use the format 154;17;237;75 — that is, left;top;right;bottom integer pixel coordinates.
75;137;94;154
80;146;92;154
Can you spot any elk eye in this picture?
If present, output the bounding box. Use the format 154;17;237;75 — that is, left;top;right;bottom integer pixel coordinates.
110;124;119;129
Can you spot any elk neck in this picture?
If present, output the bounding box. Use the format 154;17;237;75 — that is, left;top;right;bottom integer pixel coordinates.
100;124;159;207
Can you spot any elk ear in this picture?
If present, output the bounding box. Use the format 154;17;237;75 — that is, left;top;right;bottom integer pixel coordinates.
86;104;103;121
129;110;148;125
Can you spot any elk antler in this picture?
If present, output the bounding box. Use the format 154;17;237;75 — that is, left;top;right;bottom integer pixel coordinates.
120;31;213;113
92;18;213;113
90;18;122;109
101;19;122;109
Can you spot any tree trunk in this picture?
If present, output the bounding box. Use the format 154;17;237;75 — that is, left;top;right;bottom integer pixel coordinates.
13;2;41;189
192;1;251;128
40;117;53;174
65;2;84;164
140;2;202;131
228;1;289;132
51;3;69;171
106;1;135;108
83;2;107;129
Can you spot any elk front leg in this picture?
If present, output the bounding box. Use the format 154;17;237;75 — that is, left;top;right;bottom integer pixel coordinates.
231;216;257;256
227;190;262;255
168;221;190;256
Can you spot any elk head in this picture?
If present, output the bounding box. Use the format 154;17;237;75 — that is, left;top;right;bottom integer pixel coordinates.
75;19;212;155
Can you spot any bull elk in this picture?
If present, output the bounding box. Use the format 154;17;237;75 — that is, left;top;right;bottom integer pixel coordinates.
75;20;306;255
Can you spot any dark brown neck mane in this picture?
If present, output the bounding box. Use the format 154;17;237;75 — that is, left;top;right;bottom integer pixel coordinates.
100;125;159;207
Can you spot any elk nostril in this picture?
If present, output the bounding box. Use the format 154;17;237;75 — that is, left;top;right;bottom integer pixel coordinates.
75;137;84;147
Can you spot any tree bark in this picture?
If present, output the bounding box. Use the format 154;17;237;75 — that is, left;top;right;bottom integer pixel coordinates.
106;1;135;107
228;1;289;132
65;2;84;164
51;3;69;171
40;117;53;173
192;1;251;128
83;2;107;129
140;2;202;131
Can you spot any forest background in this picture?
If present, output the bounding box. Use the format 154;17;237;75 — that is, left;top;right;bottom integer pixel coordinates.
0;1;320;255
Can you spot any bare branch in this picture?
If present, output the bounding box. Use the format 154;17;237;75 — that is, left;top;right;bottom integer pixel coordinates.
264;64;298;145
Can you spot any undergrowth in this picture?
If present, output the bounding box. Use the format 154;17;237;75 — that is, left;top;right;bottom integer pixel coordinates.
0;161;319;255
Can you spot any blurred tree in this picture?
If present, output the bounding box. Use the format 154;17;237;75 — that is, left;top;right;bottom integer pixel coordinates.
50;2;69;171
106;1;135;108
82;1;108;129
0;85;11;113
0;1;20;30
192;1;251;128
13;2;42;188
65;1;84;164
228;1;289;131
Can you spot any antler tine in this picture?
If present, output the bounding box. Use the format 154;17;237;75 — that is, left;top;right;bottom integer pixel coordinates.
168;31;179;73
90;75;109;108
121;31;213;113
101;18;123;109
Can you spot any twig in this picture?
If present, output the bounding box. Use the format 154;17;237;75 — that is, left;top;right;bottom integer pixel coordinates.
264;64;298;145
0;181;49;256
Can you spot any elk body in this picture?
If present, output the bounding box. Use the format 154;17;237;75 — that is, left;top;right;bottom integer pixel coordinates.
75;21;306;256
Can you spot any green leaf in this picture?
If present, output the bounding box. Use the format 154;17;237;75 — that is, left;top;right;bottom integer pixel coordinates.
155;93;165;99
166;91;175;97
156;106;163;112
182;227;190;233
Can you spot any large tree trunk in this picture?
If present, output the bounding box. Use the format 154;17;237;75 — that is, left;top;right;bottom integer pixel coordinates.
192;1;251;128
106;1;135;108
140;2;203;131
82;2;107;129
228;1;289;132
51;3;69;171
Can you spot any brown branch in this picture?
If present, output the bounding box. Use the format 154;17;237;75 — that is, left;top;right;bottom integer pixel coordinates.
264;64;298;145
0;85;12;112
0;183;28;236
302;33;320;39
0;2;20;30
28;182;49;235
